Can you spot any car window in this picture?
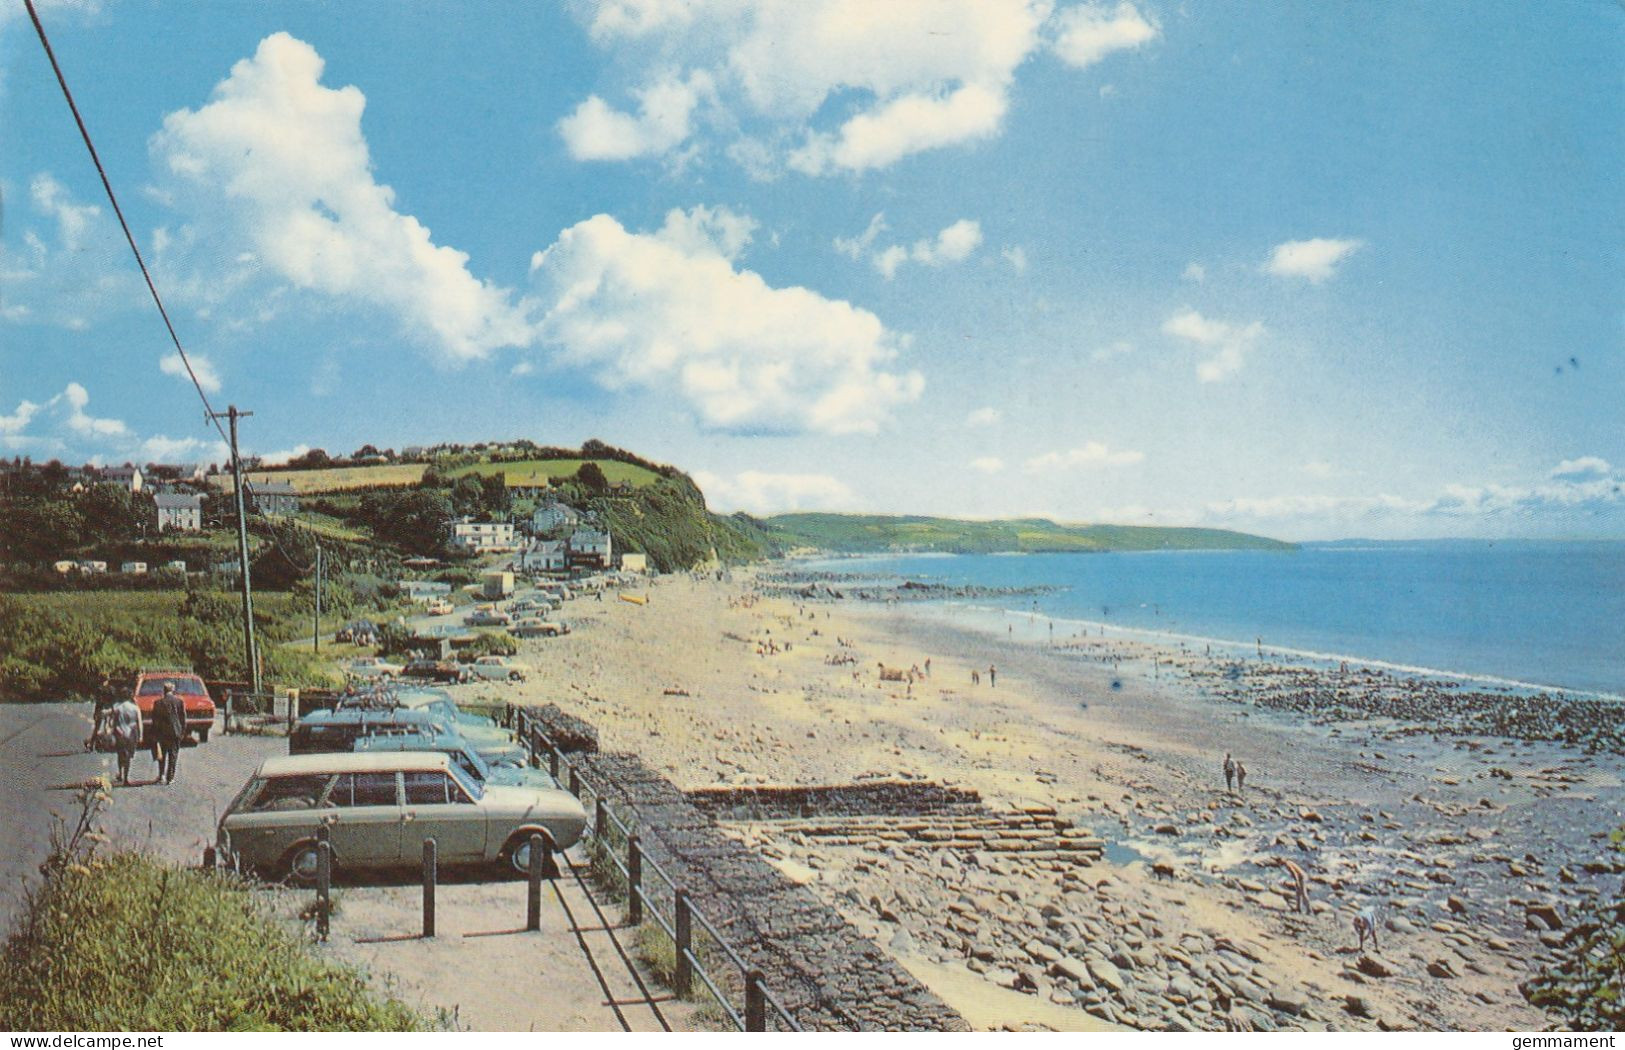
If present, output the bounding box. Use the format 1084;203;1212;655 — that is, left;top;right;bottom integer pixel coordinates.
450;751;485;781
404;771;450;805
250;774;332;811
330;771;399;807
446;762;483;802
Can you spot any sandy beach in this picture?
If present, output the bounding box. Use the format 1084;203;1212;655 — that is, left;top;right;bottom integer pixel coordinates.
472;566;1623;1032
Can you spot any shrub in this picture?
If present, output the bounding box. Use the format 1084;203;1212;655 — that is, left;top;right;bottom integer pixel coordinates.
0;785;425;1031
1522;826;1625;1030
462;631;517;658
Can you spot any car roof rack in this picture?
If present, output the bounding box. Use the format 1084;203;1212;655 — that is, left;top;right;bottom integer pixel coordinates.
137;667;198;675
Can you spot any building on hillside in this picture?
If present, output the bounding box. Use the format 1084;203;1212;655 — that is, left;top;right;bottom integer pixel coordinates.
567;527;612;571
52;560;76;574
520;539;568;573
120;561;147;575
619;552;649;573
78;560;107;574
153;491;203;532
250;480;300;516
607;480;635;497
530;499;582;535
165;560;188;573
450;518;518;553
102;465;143;492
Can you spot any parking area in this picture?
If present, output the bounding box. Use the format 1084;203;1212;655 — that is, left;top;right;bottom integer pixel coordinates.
0;703;697;1032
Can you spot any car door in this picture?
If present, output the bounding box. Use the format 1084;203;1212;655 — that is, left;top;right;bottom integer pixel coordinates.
224;773;336;870
402;770;486;863
324;771;405;869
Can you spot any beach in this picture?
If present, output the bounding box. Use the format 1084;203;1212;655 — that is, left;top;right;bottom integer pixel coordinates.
481;566;1623;1032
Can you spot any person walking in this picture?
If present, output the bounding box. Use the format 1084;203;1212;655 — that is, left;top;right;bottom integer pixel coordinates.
988;665;996;688
1235;759;1247;796
111;693;142;785
1223;753;1236;793
150;682;187;785
85;674;117;751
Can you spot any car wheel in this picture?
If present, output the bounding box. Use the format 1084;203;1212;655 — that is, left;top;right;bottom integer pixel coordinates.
284;842;324;885
504;832;552;876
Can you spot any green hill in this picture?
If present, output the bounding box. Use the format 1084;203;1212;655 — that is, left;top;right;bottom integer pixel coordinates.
762;513;1293;554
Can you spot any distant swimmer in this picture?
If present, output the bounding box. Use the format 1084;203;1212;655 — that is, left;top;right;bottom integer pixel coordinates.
1353;906;1380;952
1277;857;1309;914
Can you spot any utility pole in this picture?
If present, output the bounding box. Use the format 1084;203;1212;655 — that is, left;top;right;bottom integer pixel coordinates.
313;544;323;653
211;405;260;695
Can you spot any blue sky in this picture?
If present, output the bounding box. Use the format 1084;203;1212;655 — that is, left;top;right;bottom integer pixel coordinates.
3;0;1621;540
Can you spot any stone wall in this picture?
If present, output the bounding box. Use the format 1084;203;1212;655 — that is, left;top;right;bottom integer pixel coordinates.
686;781;982;821
575;751;970;1031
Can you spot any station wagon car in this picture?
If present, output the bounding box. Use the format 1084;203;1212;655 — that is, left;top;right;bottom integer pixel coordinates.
218;752;587;882
510;620;569;638
466;655;533;681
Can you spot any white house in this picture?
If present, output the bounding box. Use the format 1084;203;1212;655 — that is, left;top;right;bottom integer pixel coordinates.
568;527;612;570
120;561;148;575
520;539;568;573
78;560;107;574
451;518;519;553
102;465;143;492
154;491;203;532
531;500;582;535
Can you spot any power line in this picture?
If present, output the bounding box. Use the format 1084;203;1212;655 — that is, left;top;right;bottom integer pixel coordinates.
23;0;230;449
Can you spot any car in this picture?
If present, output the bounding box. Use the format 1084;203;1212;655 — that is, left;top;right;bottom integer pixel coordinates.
463;608;511;627
351;729;533;779
424;598;454;616
402;657;470;684
289;706;455;755
508;598;540;614
132;670;216;742
335;619;379;645
345;657;405;681
218;751;588;883
511;620;569;638
374;689;517;750
467;655;533;681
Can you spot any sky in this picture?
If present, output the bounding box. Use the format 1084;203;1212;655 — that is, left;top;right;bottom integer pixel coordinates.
2;0;1621;541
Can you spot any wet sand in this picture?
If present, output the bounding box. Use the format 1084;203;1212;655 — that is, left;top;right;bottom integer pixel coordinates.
480;567;1623;1031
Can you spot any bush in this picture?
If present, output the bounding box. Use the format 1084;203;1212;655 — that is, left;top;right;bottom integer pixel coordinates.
461;631;517;658
0;785;425;1031
1523;827;1625;1030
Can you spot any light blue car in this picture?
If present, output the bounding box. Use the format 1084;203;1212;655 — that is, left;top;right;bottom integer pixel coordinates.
351;731;560;791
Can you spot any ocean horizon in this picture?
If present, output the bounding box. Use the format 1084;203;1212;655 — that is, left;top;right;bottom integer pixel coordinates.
801;539;1625;699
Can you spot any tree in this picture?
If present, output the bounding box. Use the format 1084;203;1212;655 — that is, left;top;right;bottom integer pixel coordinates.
575;462;609;494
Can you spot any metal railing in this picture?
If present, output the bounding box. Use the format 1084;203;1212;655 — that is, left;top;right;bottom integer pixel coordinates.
508;705;802;1032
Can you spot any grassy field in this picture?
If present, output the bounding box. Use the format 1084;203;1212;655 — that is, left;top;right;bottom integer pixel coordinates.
6;589;300;620
207;458;660;494
765;513;1295;554
448;458;661;488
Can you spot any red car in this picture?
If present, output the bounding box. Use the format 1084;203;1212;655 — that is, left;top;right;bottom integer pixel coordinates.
133;670;217;743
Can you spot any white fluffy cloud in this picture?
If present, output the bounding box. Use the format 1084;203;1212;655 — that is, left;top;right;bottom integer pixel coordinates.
1551;456;1610;479
840;215;983;278
969;456;1005;473
565;0;1148;175
693;469;855;514
151;33;531;363
139;434;229;464
1023;442;1144;472
257;444;313;467
159;351;221;394
1052;2;1159;68
1162;309;1265;382
967;407;1003;426
559;71;712;161
1265;237;1364;283
30;174;100;252
61;382;127;437
528;206;923;434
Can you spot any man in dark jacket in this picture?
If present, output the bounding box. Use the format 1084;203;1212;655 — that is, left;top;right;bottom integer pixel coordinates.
150;682;188;785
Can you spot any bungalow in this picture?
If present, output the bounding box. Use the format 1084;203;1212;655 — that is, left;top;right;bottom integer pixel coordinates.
78;560;107;574
154;491;204;532
250;480;299;516
52;560;76;574
120;561;148;575
520;539;568;573
164;560;188;573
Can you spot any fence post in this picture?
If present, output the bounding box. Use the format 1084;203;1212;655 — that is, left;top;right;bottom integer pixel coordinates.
569;766;581;796
746;969;766;1032
627;834;643;926
316;840;332;941
595;797;608;842
674;889;693;998
223;691;233;735
422;838;437;938
526;832;545;931
549;748;560;781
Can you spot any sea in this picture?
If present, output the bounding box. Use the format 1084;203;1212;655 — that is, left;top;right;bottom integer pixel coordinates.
800;540;1625;700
